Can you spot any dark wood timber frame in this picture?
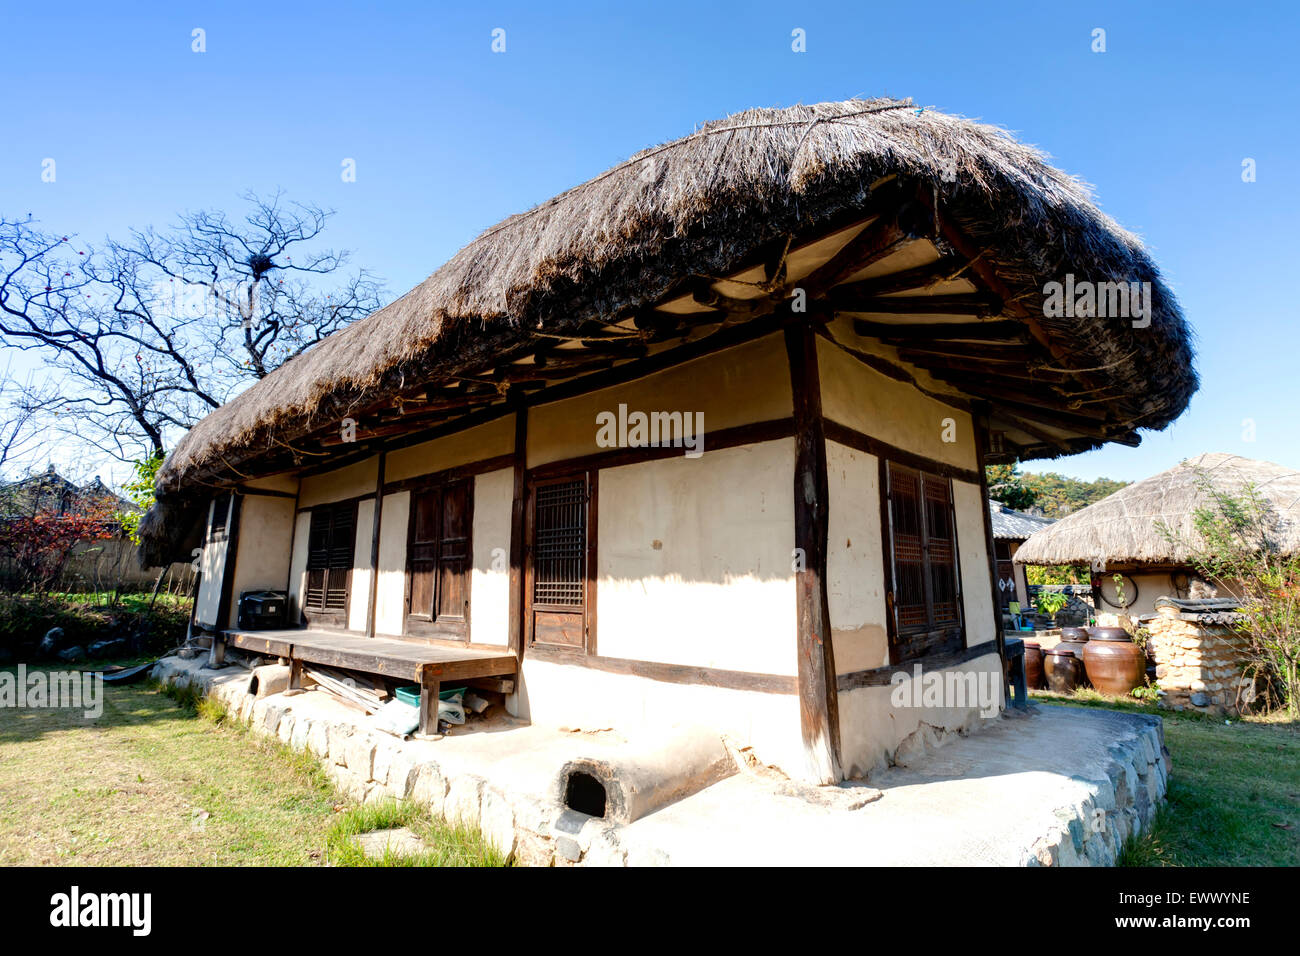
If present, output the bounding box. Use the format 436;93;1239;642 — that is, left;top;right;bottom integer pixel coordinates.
365;452;386;638
508;407;528;658
784;321;842;785
973;409;1009;704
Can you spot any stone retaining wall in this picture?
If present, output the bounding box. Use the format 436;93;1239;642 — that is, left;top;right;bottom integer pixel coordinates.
152;653;1168;866
1024;710;1169;866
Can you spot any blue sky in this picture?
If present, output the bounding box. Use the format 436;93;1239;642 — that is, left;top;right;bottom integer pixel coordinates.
2;1;1296;486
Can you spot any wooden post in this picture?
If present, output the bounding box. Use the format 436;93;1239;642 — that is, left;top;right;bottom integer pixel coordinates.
507;405;528;659
784;321;842;785
417;663;442;736
288;656;303;691
973;409;1009;706
365;452;386;639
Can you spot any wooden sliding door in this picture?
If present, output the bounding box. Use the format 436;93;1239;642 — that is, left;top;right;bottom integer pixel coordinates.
405;479;472;639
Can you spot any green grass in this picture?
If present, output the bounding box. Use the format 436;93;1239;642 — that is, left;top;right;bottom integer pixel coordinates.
0;666;506;866
1034;690;1300;866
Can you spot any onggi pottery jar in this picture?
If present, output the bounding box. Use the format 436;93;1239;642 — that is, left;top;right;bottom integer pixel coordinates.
1042;646;1082;694
1083;628;1146;696
1058;627;1091;687
1023;641;1045;690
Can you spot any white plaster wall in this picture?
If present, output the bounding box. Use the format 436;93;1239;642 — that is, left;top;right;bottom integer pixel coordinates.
374;490;410;637
825;441;889;672
385;416;515;484
227;495;296;628
470;468;513;646
347;498;376;632
816;332;977;470
515;658;806;771
837;652;1004;778
953;479;996;648
297;456;378;509
594;439;797;675
527;334;793;468
287;511;311;623
195;497;229;629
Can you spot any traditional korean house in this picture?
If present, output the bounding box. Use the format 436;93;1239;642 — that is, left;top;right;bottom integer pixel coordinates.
139;98;1195;783
988;500;1054;615
1014;453;1300;617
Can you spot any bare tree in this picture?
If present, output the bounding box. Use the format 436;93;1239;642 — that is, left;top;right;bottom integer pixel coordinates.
0;193;383;461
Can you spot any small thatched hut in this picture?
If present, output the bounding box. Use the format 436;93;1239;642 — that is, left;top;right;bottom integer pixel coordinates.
988;500;1054;611
1014;453;1300;616
140;98;1195;783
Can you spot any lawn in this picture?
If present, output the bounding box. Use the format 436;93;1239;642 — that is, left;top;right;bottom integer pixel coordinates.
1034;691;1300;866
0;667;505;866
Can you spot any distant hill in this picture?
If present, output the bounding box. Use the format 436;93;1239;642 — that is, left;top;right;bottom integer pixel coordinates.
1021;472;1129;518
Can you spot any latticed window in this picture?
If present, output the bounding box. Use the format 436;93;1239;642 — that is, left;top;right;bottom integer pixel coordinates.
884;461;963;659
305;501;356;615
533;478;587;607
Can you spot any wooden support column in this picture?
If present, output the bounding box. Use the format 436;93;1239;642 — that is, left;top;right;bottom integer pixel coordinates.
973;408;1009;706
783;321;843;785
507;405;528;659
365;452;387;638
417;663;442;736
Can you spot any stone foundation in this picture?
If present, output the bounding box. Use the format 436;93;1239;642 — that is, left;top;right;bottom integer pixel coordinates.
1148;597;1248;715
151;653;1168;866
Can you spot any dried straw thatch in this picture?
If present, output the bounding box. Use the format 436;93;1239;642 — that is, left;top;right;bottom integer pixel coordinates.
1013;453;1300;567
140;97;1197;564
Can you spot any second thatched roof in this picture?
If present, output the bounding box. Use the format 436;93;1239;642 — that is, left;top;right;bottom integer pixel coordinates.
1013;453;1300;566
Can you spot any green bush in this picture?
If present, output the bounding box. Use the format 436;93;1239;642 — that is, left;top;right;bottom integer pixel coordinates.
0;592;191;660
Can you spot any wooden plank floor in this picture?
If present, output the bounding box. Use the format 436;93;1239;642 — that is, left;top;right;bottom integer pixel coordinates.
221;628;518;685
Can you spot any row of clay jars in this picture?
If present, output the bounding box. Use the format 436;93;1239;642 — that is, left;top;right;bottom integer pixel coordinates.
1042;627;1145;696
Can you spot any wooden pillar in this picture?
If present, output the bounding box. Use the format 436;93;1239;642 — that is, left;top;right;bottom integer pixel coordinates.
973;409;1009;705
507;405;528;659
783;322;842;785
417;663;442;736
365;452;386;639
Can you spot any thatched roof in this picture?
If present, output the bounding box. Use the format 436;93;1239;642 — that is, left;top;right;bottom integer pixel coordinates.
1014;453;1300;567
140;97;1197;564
989;501;1054;541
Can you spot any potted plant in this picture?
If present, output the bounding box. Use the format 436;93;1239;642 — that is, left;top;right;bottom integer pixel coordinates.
1035;590;1069;625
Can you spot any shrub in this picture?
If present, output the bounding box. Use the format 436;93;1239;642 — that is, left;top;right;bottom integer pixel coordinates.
1159;469;1300;717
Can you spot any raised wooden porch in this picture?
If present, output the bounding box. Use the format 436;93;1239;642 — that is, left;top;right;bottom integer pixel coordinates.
217;628;518;734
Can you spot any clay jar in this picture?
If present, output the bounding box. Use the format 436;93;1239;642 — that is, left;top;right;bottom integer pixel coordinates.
1058;627;1091;688
1023;642;1046;690
1042;646;1083;694
1083;628;1146;696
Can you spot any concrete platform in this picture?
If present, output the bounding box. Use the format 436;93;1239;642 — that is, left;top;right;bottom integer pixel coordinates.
152;654;1168;866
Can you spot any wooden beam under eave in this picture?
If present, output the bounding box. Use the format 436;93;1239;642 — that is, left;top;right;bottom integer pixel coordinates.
830;292;1002;317
855;319;1027;343
784;321;843;785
